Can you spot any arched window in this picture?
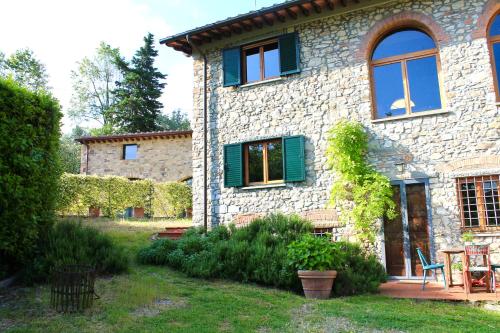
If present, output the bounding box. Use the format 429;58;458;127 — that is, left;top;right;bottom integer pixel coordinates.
488;14;500;99
370;29;443;119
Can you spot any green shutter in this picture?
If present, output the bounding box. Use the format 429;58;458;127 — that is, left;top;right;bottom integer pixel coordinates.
222;47;241;87
224;143;243;187
278;32;300;76
283;136;305;182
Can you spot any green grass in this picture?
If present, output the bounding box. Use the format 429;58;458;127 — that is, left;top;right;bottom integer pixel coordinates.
1;219;499;333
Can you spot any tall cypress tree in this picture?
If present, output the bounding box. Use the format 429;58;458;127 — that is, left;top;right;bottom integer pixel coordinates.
114;33;166;133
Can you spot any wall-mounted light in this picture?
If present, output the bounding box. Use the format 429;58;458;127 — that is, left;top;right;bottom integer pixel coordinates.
395;162;405;173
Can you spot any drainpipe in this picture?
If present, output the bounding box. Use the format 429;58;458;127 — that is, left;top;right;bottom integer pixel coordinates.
186;34;208;234
85;143;90;175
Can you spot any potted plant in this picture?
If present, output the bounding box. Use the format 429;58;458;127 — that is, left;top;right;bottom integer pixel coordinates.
461;231;474;245
288;234;337;299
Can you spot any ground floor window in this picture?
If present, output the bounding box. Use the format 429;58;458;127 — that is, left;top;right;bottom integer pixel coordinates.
244;139;283;186
457;175;500;229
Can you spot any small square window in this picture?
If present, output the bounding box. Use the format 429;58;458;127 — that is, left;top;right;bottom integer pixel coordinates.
123;144;137;160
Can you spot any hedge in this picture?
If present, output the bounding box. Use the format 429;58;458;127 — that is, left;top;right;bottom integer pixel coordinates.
0;78;62;276
57;173;192;218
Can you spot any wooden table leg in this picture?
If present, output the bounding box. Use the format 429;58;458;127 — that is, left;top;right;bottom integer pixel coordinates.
444;253;452;289
462;252;469;294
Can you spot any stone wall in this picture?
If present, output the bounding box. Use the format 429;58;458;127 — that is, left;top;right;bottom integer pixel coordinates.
191;0;500;262
80;137;192;182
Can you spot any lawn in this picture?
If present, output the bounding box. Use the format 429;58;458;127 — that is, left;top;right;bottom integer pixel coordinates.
1;219;499;333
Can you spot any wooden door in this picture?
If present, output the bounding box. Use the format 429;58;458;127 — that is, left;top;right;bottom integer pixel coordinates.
384;185;406;276
406;183;430;277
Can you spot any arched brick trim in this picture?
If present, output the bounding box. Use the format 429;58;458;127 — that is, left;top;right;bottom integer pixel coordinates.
437;156;500;173
472;0;500;39
356;11;449;61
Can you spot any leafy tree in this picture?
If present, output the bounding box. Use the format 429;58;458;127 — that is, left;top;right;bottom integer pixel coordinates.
89;124;117;136
59;126;88;174
0;49;49;91
114;33;166;133
68;42;122;128
157;109;191;131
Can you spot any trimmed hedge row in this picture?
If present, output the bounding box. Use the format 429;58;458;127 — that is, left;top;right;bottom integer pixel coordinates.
57;173;192;218
0;78;62;277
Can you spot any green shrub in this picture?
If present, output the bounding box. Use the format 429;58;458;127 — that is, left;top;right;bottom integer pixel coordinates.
288;234;337;271
0;78;62;276
331;241;387;296
24;221;129;283
138;214;386;295
137;214;312;291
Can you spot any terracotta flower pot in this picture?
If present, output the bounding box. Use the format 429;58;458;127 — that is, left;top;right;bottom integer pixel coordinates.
298;270;337;299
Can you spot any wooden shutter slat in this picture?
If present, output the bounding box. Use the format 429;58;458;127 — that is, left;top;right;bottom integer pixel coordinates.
222;47;241;87
278;32;300;75
224;143;243;187
283;135;305;182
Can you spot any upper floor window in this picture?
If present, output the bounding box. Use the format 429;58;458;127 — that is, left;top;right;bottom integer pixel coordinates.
457;175;500;230
488;14;500;100
243;39;280;84
222;33;300;87
123;144;137;160
370;29;443;119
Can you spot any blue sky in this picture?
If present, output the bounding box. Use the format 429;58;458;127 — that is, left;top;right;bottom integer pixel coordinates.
0;0;278;132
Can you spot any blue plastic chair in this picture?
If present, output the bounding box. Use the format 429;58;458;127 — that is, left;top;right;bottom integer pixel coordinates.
416;248;446;290
492;264;500;290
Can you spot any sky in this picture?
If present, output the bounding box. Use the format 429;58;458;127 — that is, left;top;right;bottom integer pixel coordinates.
0;0;278;132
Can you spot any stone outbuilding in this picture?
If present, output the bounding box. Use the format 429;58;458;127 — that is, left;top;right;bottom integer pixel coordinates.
161;0;500;278
76;130;193;183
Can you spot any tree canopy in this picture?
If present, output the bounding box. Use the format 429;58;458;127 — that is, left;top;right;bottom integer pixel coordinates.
114;33;166;133
157;109;191;131
0;49;49;91
68;42;122;127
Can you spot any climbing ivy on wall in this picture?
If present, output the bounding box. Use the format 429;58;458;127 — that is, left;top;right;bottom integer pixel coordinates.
326;120;396;242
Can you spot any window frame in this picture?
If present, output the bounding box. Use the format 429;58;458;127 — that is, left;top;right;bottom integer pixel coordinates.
487;12;500;102
243;138;284;186
369;28;445;120
456;175;500;231
123;144;138;160
242;38;280;84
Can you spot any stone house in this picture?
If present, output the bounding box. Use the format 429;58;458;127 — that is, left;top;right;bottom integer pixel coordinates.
161;0;500;279
77;130;193;183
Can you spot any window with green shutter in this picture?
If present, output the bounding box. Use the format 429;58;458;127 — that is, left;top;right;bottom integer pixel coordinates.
222;32;300;87
224;143;243;187
222;136;305;188
222;47;241;87
279;32;300;75
283;135;305;182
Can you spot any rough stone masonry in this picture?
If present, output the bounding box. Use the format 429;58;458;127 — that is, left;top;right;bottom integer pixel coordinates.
190;0;500;261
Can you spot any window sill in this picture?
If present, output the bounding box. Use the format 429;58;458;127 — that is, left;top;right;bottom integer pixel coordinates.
238;77;282;89
461;227;500;235
371;109;449;123
240;183;287;190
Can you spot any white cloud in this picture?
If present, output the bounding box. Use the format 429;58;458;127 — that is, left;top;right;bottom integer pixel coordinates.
0;0;193;132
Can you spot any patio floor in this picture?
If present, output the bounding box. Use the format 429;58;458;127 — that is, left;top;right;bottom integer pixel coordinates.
380;280;500;302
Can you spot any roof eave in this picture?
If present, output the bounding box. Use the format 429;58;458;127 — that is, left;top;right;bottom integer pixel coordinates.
160;0;367;55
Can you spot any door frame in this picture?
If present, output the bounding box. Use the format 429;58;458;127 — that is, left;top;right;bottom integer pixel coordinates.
383;178;436;280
